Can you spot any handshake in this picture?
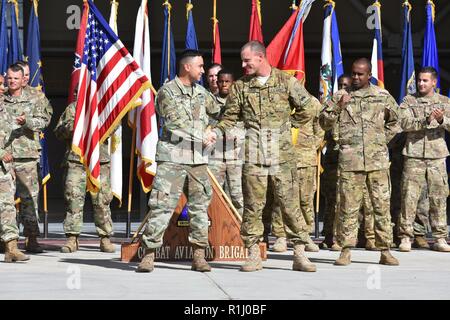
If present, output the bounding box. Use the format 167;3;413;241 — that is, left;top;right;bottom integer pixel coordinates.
203;127;218;148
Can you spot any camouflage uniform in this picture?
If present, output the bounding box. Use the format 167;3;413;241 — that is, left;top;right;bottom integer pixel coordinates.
208;95;245;215
141;77;219;250
398;93;450;240
319;84;400;250
214;67;317;248
4;89;52;237
54;102;113;237
0;104;19;242
268;100;324;235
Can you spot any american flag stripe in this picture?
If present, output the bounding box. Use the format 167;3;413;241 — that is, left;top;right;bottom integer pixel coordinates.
71;0;150;192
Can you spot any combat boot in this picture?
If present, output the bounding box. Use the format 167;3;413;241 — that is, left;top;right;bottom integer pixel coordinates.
100;236;116;253
4;239;30;263
379;250;399;265
136;249;155;273
432;238;450;252
60;234;79;253
398;238;411;252
330;242;342;251
240;244;262;272
413;236;430;249
293;244;316;272
305;238;319;252
334;248;351;266
191;245;211;272
272;237;287;252
365;238;379;251
25;236;44;253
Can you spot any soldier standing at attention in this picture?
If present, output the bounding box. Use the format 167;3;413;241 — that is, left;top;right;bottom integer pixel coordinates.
397;66;450;252
54;89;115;254
136;50;220;273
208;41;319;272
319;58;400;266
4;63;52;254
208;69;245;215
0;85;29;263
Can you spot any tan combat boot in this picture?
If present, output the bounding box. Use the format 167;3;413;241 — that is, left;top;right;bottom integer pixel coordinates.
414;236;430;249
136;249;155;273
305;238;319;252
100;236;116;253
330;242;342;251
272;237;287;252
60;234;79;253
191;245;211;272
293;244;316;272
379;250;399;265
334;248;351;266
4;239;30;263
25;236;44;253
432;238;450;252
365;238;379;251
398;238;411;252
240;244;262;272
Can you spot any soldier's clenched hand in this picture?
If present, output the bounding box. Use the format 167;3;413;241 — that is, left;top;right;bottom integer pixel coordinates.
338;94;351;110
16;113;26;125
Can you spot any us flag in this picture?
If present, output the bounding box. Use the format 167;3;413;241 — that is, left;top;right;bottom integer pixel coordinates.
72;0;150;192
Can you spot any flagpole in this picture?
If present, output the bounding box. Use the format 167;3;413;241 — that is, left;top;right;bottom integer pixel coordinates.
43;184;48;238
314;148;322;239
127;110;138;238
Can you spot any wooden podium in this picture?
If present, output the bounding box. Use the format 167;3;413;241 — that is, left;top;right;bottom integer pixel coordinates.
121;170;267;262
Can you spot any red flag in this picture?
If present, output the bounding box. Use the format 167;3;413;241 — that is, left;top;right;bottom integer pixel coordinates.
212;0;221;64
249;0;264;43
67;1;89;104
266;8;305;83
72;0;150;192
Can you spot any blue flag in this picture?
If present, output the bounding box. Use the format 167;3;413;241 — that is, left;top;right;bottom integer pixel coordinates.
160;1;176;87
0;0;8;75
330;4;343;92
26;0;50;185
422;0;440;90
7;1;23;66
185;2;203;85
399;0;416;103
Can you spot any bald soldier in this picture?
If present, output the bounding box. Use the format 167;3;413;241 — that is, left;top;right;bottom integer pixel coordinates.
319;58;401;266
208;41;319;272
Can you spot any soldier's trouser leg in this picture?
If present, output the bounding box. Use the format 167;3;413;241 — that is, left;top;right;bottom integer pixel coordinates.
389;150;403;242
224;162;244;216
261;178;275;237
63;162;87;235
91;163;114;237
426;159;448;239
15;160;40;237
141;163;211;249
0;172;19;242
209;160;226;187
399;158;428;239
241;163;309;248
337;171;365;248
270;197;286;238
363;185;375;241
297;166;316;233
321;166;337;239
186;165;212;247
366;169;393;249
413;184;430;237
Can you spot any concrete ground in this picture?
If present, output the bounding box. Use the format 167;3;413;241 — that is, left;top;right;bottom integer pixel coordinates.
1;223;450;300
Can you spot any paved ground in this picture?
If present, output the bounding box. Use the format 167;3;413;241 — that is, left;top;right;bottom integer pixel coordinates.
1;223;450;300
